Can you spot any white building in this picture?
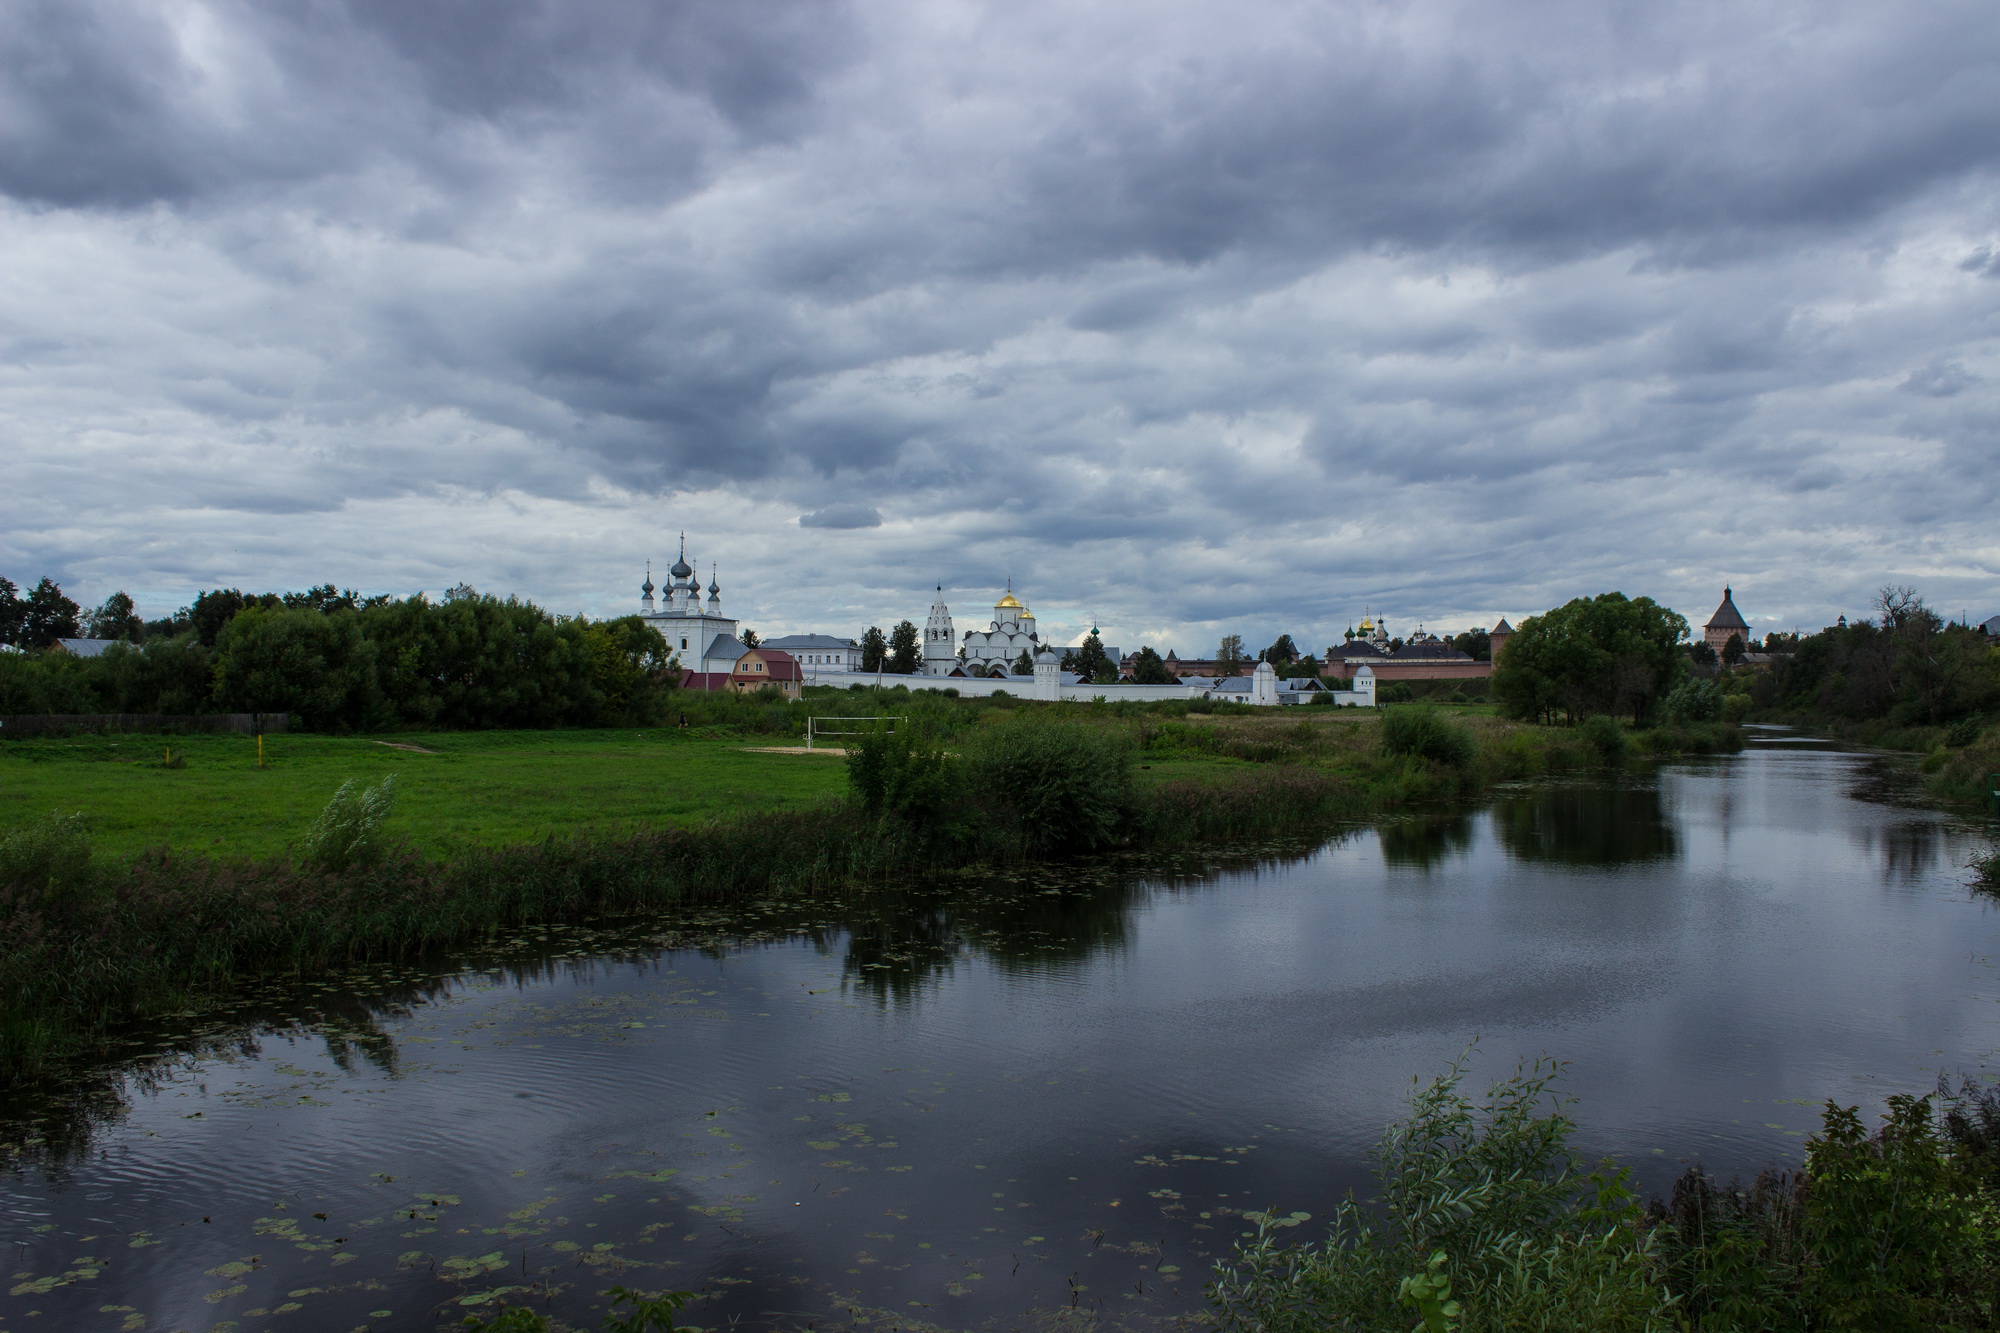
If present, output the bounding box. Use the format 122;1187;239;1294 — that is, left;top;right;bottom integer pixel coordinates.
762;633;862;675
923;587;957;676
958;585;1045;674
638;538;742;678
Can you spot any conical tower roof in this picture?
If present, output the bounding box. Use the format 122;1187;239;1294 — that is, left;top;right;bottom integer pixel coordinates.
1706;587;1749;631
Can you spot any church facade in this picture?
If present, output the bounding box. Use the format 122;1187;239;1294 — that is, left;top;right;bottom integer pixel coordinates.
924;584;1050;676
637;538;745;682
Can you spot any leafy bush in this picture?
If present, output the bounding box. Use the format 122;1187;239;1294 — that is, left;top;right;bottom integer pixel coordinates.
1663;677;1722;724
300;776;399;872
1946;717;1983;748
1803;1095;1988;1330
1579;713;1627;759
1209;1058;1673;1333
845;723;964;853
1379;705;1477;770
964;714;1133;855
0;811;94;904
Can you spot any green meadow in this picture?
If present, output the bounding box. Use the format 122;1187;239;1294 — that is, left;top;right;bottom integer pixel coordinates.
0;728;862;860
0;723;1257;860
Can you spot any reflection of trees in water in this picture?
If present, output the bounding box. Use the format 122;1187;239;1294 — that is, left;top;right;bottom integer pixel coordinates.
4;840;1343;1169
832;839;1350;1004
1492;783;1677;867
1853;819;1956;884
2;989;421;1176
1379;814;1476;870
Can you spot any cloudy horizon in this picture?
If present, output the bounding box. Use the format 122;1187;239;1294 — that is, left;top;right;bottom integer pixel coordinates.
4;0;1997;657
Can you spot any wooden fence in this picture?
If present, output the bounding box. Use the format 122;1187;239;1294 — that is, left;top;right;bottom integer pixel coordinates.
0;713;290;738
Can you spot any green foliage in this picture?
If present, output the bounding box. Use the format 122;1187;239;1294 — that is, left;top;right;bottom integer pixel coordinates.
602;1285;695;1332
1972;845;2000;893
1131;647;1177;685
1803;1095;1987;1330
460;1307;549;1332
0;811;94;905
83;591;143;642
1945;717;1983;748
889;620;922;674
1209;1058;1673;1333
1379;705;1477;770
456;1287;692;1333
212;605;382;731
1492;593;1689;726
1578;713;1627;760
1756;588;1999;728
859;625;888;672
965;713;1133;855
1663;677;1722;724
22;577;82;649
845;723;963;851
300;776;399;873
1647;1167;1807;1331
0;575;21;646
1071;633;1113;685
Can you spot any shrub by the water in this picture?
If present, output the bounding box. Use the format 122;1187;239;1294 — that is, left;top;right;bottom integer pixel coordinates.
1379;705;1477;771
1213;1061;2000;1333
1209;1058;1672;1333
965;713;1134;855
1579;713;1628;760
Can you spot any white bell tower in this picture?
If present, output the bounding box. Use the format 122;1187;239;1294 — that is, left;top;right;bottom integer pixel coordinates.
924;586;957;676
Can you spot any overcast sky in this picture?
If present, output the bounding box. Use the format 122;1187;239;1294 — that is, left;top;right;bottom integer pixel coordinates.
4;0;1996;655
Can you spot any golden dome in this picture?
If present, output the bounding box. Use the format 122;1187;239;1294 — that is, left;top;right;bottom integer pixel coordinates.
996;592;1022;609
1358;616;1374;631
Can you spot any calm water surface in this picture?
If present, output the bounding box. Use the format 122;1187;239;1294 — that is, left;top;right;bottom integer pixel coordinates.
3;733;1995;1333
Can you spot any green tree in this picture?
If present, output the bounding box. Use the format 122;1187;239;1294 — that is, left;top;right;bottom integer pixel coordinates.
583;617;675;722
186;588;254;646
1492;593;1689;725
1012;648;1034;675
739;627;760;648
0;577;22;645
21;578;81;648
859;625;888;672
1217;633;1247;675
889;619;922;673
1131;646;1176;684
359;593;597;729
84;591;143;641
212;605;382;730
1262;634;1299;665
1452;628;1491;661
1722;632;1746;666
1073;632;1112;683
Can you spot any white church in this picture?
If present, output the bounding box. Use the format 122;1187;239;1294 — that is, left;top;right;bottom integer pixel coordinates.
923;583;1054;676
637;538;746;683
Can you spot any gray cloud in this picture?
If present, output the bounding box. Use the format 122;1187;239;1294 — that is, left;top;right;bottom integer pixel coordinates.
3;0;1998;653
798;504;882;530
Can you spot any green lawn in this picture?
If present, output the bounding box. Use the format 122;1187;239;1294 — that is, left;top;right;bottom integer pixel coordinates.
0;728;856;860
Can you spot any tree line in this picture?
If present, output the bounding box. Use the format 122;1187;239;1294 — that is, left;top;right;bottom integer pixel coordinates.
0;576;676;731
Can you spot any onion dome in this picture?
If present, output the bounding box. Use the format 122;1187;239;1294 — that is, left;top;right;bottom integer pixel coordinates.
642;566;654;596
996;591;1022;609
670;533;694;580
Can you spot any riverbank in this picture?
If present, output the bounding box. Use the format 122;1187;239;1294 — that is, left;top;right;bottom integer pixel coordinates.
0;705;1739;1087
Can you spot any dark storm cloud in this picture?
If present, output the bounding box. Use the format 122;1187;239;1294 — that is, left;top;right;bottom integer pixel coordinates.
3;0;1998;646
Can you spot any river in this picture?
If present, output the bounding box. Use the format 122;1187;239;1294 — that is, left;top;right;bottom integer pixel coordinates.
2;730;1994;1332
